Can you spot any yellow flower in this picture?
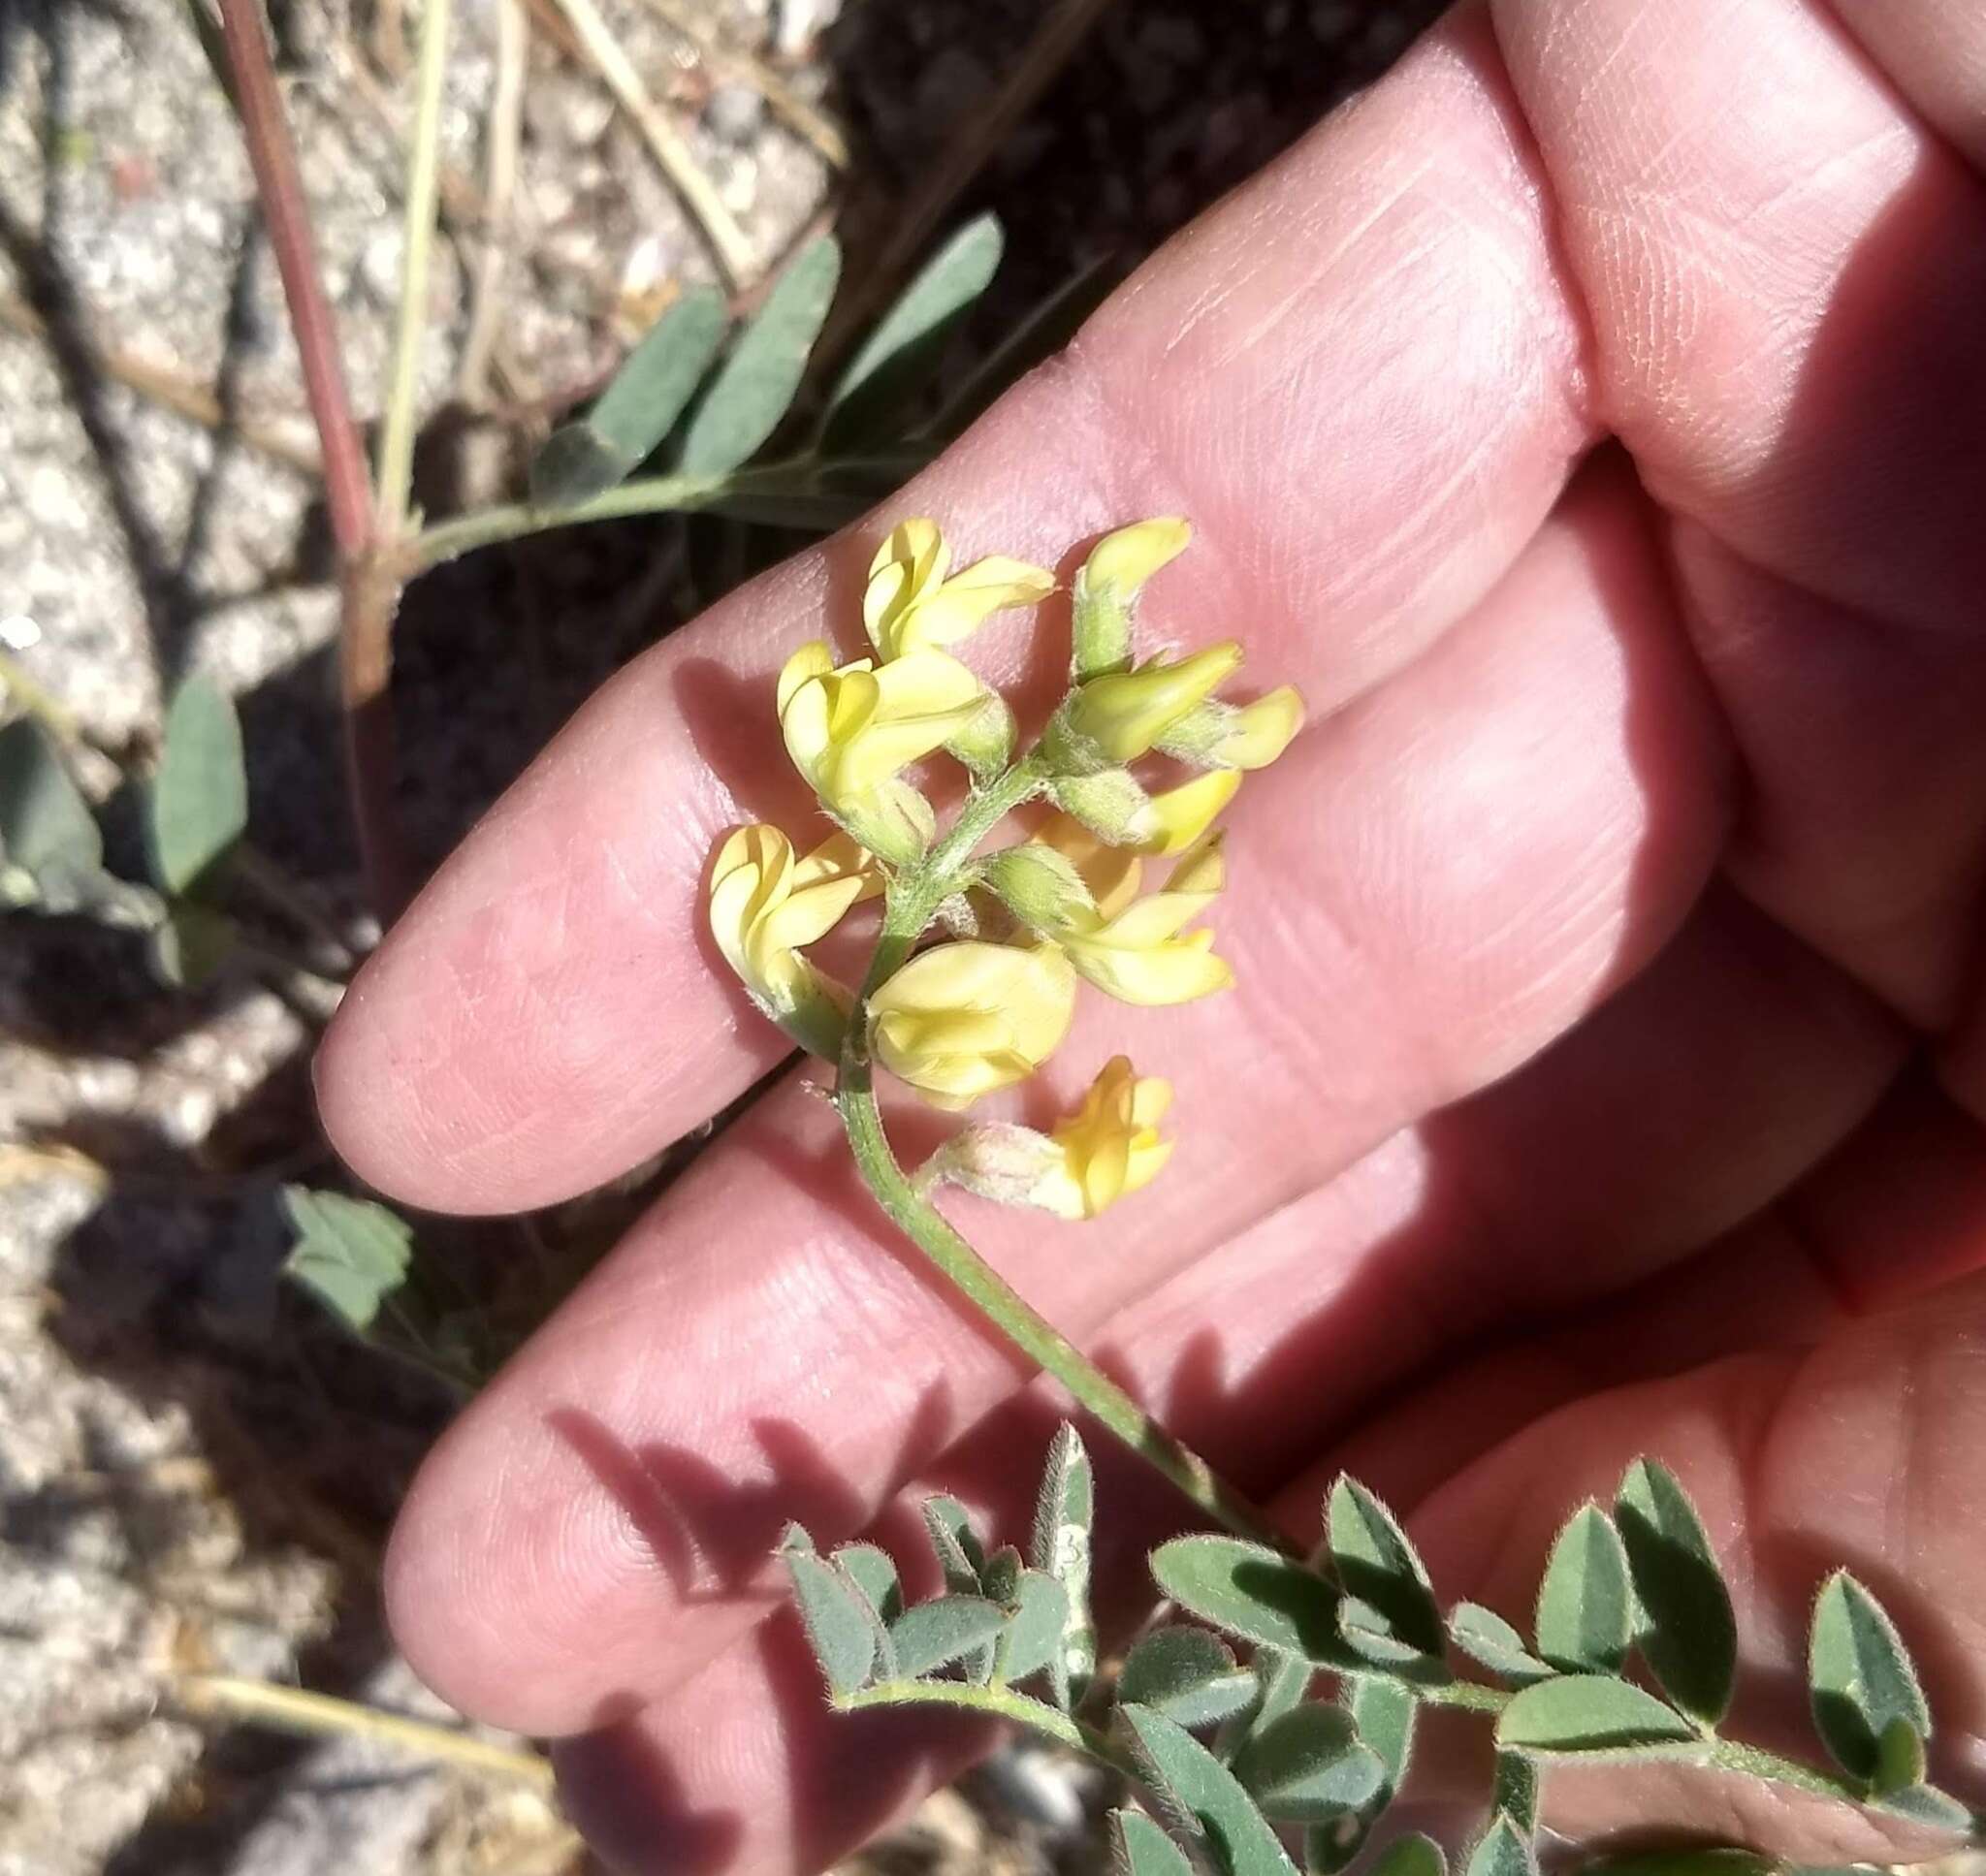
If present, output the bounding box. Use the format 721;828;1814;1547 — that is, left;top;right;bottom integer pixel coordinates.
1082;518;1191;597
1160;684;1306;771
1035;828;1233;1006
1124;769;1240;856
1062;641;1243;763
708;824;881;1056
863;518;1055;660
1038;1056;1173;1218
779;640;987;844
869;940;1077;1108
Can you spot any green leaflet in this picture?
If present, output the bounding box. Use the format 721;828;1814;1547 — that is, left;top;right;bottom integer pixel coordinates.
1148;1537;1343;1664
993;1566;1068;1687
1118;1703;1298;1876
831;1542;904;1625
0;717;103;909
1370;1836;1447;1876
780;1525;878;1697
1031;1423;1095;1711
150;900;237;990
1535;1505;1633;1674
1617;1459;1737;1727
821;213;1004;450
1448;1604;1554;1686
1808;1571;1931;1785
922;1494;988;1591
1111;1809;1197;1876
887;1595;1009;1678
279;1186;414;1334
1465;1814;1538;1876
1306;1673;1414;1872
530;289;728;504
1328;1478;1445;1663
1119;1627;1259;1729
1496;1675;1701;1757
1492;1751;1540;1833
1230;1703;1385;1823
679;237;842;474
149;674;247;897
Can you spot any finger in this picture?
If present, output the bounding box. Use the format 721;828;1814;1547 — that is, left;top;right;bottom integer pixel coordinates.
314;1;1595;1215
383;467;1731;1733
1491;0;1986;1026
1828;0;1986;171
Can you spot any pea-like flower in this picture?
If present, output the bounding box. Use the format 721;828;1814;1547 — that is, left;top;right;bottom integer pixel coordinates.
1060;641;1243;764
868;940;1077;1108
1039;1055;1173;1218
1039;829;1233;1006
708;824;881;1057
863;518;1055;661
1159;684;1305;771
779;640;988;851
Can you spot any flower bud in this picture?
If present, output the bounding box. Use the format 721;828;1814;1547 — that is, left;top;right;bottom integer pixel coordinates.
1157;685;1305;771
981;843;1097;935
1062;642;1242;764
1071;518;1191;680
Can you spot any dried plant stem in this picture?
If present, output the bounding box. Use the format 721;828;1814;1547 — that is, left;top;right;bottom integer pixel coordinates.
458;0;528;403
632;0;849;168
833;758;1287;1554
548;0;754;289
0;646;82;744
170;1673;556;1789
0;291;322;477
376;0;455;539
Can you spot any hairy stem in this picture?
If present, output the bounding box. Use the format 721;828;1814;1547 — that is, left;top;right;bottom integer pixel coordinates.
375;0;454;539
836;1680;1131;1774
833;760;1290;1553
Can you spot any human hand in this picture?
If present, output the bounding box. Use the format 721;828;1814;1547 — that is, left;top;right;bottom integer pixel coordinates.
314;0;1986;1868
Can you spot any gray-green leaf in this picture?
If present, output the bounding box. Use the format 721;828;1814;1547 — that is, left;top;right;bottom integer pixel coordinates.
531;289;728;504
151;900;236;989
1536;1505;1633;1674
1371;1835;1446;1876
1118;1704;1298;1876
680;238;841;473
1328;1478;1444;1660
821;213;1003;450
1032;1423;1096;1711
1348;1674;1415;1789
0;717;102;908
1493;1751;1539;1833
279;1185;413;1333
1466;1815;1538;1876
889;1595;1008;1678
1231;1704;1384;1822
1111;1809;1196;1876
831;1542;904;1625
994;1568;1068;1686
1617;1459;1737;1727
1449;1604;1554;1685
923;1494;987;1592
1120;1627;1258;1729
780;1525;877;1697
1809;1571;1931;1784
1149;1538;1343;1665
149;674;246;896
1497;1675;1701;1757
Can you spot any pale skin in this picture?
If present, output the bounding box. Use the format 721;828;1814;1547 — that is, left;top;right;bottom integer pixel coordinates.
313;0;1986;1867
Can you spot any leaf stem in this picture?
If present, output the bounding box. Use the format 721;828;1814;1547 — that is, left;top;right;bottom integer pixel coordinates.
375;0;453;541
836;1679;1130;1774
833;759;1291;1555
1704;1737;1871;1807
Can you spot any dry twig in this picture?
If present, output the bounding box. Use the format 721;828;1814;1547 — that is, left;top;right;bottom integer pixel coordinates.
632;0;849;168
459;0;529;402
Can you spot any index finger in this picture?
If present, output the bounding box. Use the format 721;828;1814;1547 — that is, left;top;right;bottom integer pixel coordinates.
313;4;1592;1214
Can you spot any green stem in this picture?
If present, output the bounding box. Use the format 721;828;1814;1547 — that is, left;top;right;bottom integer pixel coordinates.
375;0;453;541
833;759;1291;1555
837;1679;1130;1774
1705;1737;1872;1807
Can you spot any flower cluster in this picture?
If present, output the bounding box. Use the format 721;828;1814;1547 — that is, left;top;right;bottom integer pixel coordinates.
707;517;1303;1219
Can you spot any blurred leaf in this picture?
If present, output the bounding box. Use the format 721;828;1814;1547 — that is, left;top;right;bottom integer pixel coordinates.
1371;1836;1446;1876
1536;1505;1633;1674
0;717;102;909
1497;1675;1700;1756
922;1494;987;1591
1032;1423;1096;1711
1231;1703;1384;1822
1120;1627;1258;1729
1329;1478;1445;1661
1111;1808;1196;1876
781;1525;877;1697
1466;1815;1538;1876
821;212;1004;451
1306;1675;1413;1873
832;1542;904;1625
1874;1713;1926;1795
1493;1750;1540;1832
994;1567;1068;1686
150;674;246;896
1873;1783;1972;1831
1449;1604;1553;1686
150;900;236;989
531;289;728;504
1618;1459;1737;1727
279;1185;413;1334
889;1595;1009;1678
926;252;1117;438
1150;1538;1343;1665
1217;1649;1308;1765
680;237;841;474
1118;1704;1298;1876
1577;1854;1778;1876
1809;1571;1930;1784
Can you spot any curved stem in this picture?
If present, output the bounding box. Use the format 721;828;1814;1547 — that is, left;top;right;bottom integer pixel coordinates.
836;1680;1126;1771
833;760;1291;1555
